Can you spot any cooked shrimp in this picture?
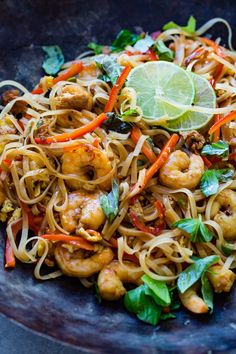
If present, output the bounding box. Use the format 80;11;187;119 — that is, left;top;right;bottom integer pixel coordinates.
207;264;236;293
159;150;204;189
98;260;143;300
60;189;105;233
55;245;114;277
211;189;236;240
179;284;208;314
52;84;93;127
62;143;112;190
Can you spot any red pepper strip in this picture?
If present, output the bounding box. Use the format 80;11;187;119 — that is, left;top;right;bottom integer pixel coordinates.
147;48;158;61
2;159;12;166
109;238;139;264
104;65;132;113
35;112;107;144
129;208;163;236
200;37;226;58
138;134;179;193
163;307;171;314
5;219;23;268
155;200;165;220
229;151;236;160
184;47;205;66
40;234;94;251
212;114;221;142
202;156;212;169
124;50;142;56
20;202;43;234
209;111;236;135
131;125;156;163
31;62;84;95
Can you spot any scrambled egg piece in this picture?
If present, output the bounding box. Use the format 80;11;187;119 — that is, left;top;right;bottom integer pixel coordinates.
0;199;14;222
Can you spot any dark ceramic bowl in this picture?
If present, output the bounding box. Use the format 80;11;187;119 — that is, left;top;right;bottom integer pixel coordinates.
1;1;236;353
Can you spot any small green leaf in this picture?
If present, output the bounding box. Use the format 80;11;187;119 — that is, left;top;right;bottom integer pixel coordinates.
177;255;220;293
94;283;102;304
42;45;64;75
111;29;141;52
201;140;229;158
160;312;176;320
221;242;235;256
200;169;234;197
121;108;140;117
153;40;175;61
95;55;122;84
101;113;132;133
173;218;213;243
142;275;171;307
88;42;104;55
163;16;196;34
201;273;214;313
100;179;119;223
134;35;154;53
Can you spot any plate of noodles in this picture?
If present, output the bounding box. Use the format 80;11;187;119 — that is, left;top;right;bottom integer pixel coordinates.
1;0;236;353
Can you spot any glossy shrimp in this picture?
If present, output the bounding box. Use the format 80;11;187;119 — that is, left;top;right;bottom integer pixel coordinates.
97;260;143;300
207;264;236;293
60;189;105;233
159;150;204;189
55;245;114;278
179;284;208;314
62;143;113;191
211;189;236;240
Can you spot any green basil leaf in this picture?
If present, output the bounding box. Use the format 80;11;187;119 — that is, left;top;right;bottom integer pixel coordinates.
121;108;140;117
142;275;171;307
42;45;64;75
101;113;132;133
221;242;235;256
163;16;196;34
153;40;175;61
124;284;162;326
201;140;229;158
95;55;122;84
100;179;119;223
88;42;104;55
200;169;234;197
177;255;220;293
200;170;219;197
134;35;154;53
160;312;176;320
173;218;213;243
111;29;141;52
201;273;214;314
94;283;102;304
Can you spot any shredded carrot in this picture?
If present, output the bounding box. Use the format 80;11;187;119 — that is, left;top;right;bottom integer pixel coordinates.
212;114;221;142
131;125;156;163
40;234;94;251
200;37;226;58
35;113;107;144
209;111;236;135
137;134;179;193
104;65;131;113
31;62;83;95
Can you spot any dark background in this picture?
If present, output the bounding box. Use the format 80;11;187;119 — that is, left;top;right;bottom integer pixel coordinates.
1;0;236;353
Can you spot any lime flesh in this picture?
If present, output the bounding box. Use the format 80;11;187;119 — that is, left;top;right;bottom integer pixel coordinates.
166;72;216;131
126;61;195;122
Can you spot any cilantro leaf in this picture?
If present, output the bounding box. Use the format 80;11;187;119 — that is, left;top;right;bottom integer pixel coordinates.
134;35;154;53
153;40;175;61
88;42;104;55
173;217;213;243
201;273;214;314
177;255;220;293
111;29;140;52
42;45;64;75
200;169;234;197
100;179;119;223
163;16;196;34
95;55;122;84
201;140;229;158
101;113;132;133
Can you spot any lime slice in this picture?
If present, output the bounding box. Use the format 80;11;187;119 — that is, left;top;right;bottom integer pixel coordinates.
166;72;216;131
126;61;195;122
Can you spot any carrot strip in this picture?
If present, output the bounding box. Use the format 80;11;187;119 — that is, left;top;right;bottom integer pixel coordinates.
200;37;226;58
40;234;94;251
212;114;221;142
131;125;156;163
35;113;107;144
104;65;131;113
202;156;212;168
209;111;236;135
31;62;83;95
138;134;179;193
